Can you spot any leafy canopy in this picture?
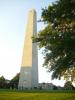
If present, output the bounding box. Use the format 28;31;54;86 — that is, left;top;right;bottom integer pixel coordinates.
33;0;75;80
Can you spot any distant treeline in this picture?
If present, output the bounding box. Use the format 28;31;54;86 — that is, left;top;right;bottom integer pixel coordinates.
0;73;75;90
0;73;19;89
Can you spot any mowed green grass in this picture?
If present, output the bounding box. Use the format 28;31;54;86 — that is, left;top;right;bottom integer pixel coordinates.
0;89;75;100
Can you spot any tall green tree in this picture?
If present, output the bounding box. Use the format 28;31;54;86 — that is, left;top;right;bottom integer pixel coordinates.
0;76;7;88
9;73;20;89
64;81;74;90
33;0;75;80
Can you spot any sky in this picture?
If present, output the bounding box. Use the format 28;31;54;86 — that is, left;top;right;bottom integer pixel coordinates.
0;0;66;86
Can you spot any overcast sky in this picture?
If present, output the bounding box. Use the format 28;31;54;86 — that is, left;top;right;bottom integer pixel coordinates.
0;0;66;86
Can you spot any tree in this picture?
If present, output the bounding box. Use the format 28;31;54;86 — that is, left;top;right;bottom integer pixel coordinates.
33;0;75;80
0;76;7;88
64;67;75;82
64;81;74;90
9;73;20;89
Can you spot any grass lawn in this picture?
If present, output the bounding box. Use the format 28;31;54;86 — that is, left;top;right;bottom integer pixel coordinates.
0;89;75;100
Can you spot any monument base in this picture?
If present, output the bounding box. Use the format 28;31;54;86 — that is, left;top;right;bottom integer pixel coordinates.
18;67;32;89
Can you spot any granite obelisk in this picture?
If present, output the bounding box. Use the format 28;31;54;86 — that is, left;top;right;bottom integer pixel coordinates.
18;9;38;89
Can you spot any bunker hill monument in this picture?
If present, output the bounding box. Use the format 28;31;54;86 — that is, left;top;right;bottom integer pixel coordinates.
18;9;38;89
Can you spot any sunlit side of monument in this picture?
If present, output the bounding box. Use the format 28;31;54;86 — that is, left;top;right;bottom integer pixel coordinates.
18;9;38;89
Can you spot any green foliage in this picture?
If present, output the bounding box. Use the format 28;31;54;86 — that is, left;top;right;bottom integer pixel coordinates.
33;0;75;80
42;0;75;23
64;68;75;82
9;73;20;89
64;81;74;90
0;76;7;88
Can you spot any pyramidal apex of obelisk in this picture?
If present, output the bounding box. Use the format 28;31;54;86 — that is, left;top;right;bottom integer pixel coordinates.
18;9;38;89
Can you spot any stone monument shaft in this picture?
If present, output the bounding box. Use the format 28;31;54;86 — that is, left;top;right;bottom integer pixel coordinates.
18;9;38;89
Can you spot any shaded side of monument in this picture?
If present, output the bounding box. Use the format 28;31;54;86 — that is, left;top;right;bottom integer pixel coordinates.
18;9;38;89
